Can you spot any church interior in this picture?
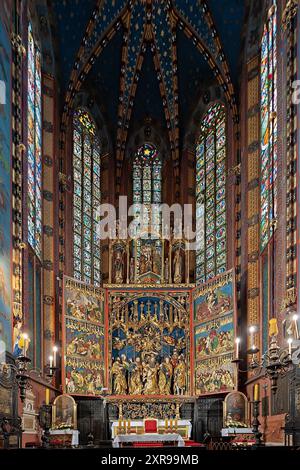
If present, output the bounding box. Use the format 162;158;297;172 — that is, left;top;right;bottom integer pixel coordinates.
0;0;300;452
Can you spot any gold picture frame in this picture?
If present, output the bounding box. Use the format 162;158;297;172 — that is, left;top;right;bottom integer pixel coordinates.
52;394;77;430
223;391;249;428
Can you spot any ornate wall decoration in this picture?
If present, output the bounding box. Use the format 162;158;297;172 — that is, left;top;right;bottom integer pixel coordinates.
283;2;298;308
193;270;236;395
108;288;191;396
62;277;105;396
42;74;56;364
246;56;261;357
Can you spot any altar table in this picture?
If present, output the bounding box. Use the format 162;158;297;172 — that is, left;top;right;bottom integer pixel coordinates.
111;420;192;439
113;433;185;448
49;429;79;447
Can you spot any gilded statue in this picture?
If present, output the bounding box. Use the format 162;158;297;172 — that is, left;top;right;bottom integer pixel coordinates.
158;357;173;395
129;257;135;283
174;355;186;395
164;257;169;283
143;356;159;394
111;357;127;395
173;248;182;283
129;357;143;395
114;249;124;284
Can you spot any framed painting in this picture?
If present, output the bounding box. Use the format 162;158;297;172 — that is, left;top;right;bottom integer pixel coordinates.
223;391;249;427
52;394;77;430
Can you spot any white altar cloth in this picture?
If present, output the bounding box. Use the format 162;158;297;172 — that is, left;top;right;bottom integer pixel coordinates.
111;420;192;438
221;428;253;436
113;433;185;448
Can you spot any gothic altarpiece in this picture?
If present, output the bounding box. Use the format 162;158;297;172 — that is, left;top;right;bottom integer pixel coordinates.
62;264;236;424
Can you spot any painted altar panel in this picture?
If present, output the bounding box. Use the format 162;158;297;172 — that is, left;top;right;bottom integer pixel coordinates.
62;277;105;396
0;11;12;351
108;288;191;396
193;270;236;395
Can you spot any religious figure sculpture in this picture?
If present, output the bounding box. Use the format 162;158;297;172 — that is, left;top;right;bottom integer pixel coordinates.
164;257;169;283
111;357;127;395
143;356;159;394
129;357;143;395
173;248;182;284
114;249;124;284
158;357;173;395
174;354;186;395
129;257;135;283
152;245;161;275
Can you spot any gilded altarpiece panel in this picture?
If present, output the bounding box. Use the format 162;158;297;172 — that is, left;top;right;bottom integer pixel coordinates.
108;288;191;397
62;277;105;396
193;270;236;395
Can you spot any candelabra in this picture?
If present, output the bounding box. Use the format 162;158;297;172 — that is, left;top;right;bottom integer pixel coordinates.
233;332;295;394
246;334;293;394
1;355;32;402
45;362;58;380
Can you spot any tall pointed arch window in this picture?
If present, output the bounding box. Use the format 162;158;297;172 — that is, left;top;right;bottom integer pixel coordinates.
27;21;42;257
73;108;101;286
260;1;277;250
195;102;227;284
133;143;162;234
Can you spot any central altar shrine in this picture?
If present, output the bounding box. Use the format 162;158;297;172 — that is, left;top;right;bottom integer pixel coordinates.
62;266;236;400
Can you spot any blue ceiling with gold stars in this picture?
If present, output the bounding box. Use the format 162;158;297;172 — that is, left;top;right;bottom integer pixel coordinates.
50;0;245;146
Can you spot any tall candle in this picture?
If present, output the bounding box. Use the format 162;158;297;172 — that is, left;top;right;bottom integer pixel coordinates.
22;333;29;356
249;326;255;349
253;383;260;401
288;337;293;356
293;314;299;340
45;388;50;405
235;337;240;359
49;355;53;369
53;346;58;367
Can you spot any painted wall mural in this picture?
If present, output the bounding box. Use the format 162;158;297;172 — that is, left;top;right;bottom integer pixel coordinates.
63;277;105;396
193;270;236;395
108;289;191;396
0;12;12;352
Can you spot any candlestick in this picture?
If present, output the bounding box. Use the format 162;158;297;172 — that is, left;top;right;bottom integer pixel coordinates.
235;337;240;359
53;346;58;367
287;337;293;356
49;355;53;369
45;388;50;405
253;383;260;402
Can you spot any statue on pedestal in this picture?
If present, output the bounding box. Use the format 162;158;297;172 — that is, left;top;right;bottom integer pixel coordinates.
114;249;124;284
129;257;135;283
173;248;182;284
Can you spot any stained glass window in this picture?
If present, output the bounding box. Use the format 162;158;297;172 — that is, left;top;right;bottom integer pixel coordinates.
133;143;162;234
260;1;277;250
27;22;42;257
195;102;227;284
73;108;101;286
